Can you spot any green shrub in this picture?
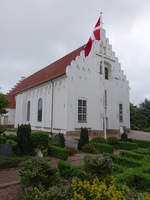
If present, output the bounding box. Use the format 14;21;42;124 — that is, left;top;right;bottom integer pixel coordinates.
58;133;65;147
24;186;71;200
8;139;17;152
20;157;60;190
78;127;89;150
0;125;6;134
48;145;68;160
58;160;71;179
112;164;124;173
5;134;17;142
118;141;138;150
120;150;144;160
58;160;87;180
107;136;119;145
121;133;128;141
130;139;150;148
82;144;97;154
31;131;49;149
111;155;141;168
71;167;87;180
0;135;6;144
117;169;150;192
17;124;32;154
65;147;77;156
84;155;112;180
0;156;26;170
90;137;106;144
91;143;113;154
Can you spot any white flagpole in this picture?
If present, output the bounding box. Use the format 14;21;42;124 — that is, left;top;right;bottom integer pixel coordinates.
100;12;107;139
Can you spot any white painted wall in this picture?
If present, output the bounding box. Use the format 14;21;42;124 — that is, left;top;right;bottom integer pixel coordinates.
0;108;15;126
66;28;130;132
15;77;67;133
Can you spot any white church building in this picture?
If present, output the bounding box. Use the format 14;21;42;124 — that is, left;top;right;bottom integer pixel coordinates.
6;24;130;137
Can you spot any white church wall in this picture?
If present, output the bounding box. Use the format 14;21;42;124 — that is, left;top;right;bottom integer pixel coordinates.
65;30;130;133
15;77;67;133
0;109;15;126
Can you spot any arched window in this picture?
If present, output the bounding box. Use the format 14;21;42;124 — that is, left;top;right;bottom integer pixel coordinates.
105;67;108;80
27;101;30;121
37;98;42;122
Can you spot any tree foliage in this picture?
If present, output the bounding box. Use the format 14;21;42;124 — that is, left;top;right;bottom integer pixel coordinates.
0;93;9;115
130;99;150;130
17;124;32;154
78;127;89;150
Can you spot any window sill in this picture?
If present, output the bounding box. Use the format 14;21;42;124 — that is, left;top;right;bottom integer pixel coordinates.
78;121;87;123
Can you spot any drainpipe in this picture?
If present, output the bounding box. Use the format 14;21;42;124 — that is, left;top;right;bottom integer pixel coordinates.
51;81;54;134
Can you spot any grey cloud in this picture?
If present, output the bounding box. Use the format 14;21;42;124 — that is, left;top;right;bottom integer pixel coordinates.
0;0;150;104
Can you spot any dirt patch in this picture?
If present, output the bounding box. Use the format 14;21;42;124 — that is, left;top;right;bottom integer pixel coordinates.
0;168;20;186
0;184;21;200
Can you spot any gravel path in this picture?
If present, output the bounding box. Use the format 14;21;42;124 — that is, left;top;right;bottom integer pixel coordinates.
129;130;150;141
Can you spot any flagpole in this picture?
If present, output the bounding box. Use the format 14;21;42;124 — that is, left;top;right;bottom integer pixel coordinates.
100;12;107;139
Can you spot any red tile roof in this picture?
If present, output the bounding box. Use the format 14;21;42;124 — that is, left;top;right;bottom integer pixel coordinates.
8;45;84;109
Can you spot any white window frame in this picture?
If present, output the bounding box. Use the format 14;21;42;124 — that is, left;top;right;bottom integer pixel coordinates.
78;99;87;123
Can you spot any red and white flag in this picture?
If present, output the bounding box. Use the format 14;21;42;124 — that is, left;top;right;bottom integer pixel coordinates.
84;16;101;57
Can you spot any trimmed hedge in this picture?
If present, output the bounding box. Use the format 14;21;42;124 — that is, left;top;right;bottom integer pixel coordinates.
0;125;6;134
120;150;144;160
91;142;113;154
133;148;150;155
58;160;87;180
90;137;106;144
130;139;150;148
118;141;138;150
117;169;150;192
82;144;97;154
0;136;7;144
48;145;69;160
107;137;119;145
112;164;124;173
0;156;27;170
31;131;49;148
5;134;17;142
111;155;141;168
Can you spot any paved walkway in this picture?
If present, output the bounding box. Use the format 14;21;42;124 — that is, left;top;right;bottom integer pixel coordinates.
129;130;150;141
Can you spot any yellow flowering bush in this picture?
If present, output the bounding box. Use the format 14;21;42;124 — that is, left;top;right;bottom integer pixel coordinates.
72;177;148;200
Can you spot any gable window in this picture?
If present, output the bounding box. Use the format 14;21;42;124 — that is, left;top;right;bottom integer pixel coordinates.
105;67;108;80
38;98;42;122
27;101;30;121
78;99;87;123
119;104;123;122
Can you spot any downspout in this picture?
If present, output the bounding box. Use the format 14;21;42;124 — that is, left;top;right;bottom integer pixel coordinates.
51;81;54;134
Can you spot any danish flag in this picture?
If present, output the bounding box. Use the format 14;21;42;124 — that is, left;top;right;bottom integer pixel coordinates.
84;16;101;57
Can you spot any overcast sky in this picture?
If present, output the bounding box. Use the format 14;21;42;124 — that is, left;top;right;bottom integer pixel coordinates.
0;0;150;105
